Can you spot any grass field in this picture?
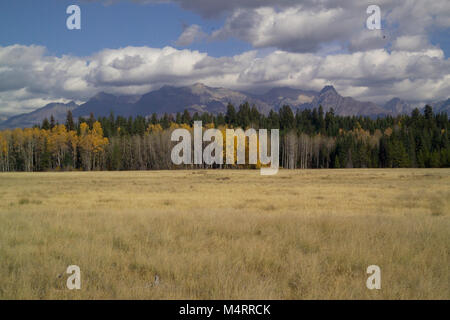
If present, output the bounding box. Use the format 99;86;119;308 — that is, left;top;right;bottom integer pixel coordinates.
0;169;449;299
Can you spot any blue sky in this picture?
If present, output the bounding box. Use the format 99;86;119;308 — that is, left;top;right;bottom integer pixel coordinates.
0;0;252;57
0;0;448;57
0;0;449;115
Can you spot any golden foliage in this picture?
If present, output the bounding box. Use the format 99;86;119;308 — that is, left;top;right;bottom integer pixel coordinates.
0;121;108;171
384;127;393;137
147;124;163;134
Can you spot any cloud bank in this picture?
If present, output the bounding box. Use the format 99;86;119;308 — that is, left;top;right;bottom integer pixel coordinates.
93;0;450;55
1;44;449;115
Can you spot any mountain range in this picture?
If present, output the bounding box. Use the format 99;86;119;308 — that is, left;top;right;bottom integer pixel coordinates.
1;102;78;130
0;83;448;129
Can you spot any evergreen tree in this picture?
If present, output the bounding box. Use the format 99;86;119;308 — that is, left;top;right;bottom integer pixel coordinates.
50;115;56;129
181;110;192;125
279;105;295;132
88;113;95;129
65;110;75;131
161;113;170;129
175;112;182;124
424;105;433;120
318;105;325;133
42;118;50;130
150;113;158;125
225;103;236;126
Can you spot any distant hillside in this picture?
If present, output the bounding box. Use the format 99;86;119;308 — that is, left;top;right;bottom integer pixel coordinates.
432;99;450;114
298;86;388;117
0;102;78;130
248;87;317;110
383;98;413;115
73;92;141;119
132;83;273;116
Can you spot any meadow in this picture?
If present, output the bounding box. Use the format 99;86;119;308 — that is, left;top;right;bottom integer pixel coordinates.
0;169;449;299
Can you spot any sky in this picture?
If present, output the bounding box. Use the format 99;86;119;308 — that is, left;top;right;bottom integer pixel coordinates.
0;0;449;116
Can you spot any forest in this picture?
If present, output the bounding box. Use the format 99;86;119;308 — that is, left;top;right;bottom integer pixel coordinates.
0;103;449;171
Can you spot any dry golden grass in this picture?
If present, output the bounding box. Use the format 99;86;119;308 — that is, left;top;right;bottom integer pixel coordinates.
0;169;449;299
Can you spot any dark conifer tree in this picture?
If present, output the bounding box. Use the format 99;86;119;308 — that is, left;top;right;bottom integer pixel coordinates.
42;118;50;130
65;110;75;131
50;115;56;129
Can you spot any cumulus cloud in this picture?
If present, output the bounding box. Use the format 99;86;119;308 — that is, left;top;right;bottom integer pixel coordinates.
210;1;450;53
392;35;429;52
175;24;207;46
90;0;450;55
87;46;209;87
211;6;363;53
0;44;449;115
0;45;94;113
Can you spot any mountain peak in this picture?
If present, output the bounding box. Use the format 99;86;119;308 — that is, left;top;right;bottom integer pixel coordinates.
0;101;78;129
383;97;412;115
192;82;207;88
386;97;402;103
190;82;213;95
319;85;338;95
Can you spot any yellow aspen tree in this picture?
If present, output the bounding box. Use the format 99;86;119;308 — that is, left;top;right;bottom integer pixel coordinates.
169;123;181;130
23;128;34;171
11;128;26;170
0;131;8;171
180;123;191;130
38;128;50;171
384;127;393;137
147;123;163;134
79;122;93;170
48;124;68;169
31;127;42;171
91;121;109;169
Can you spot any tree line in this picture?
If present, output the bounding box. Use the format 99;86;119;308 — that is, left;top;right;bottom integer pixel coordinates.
0;103;449;172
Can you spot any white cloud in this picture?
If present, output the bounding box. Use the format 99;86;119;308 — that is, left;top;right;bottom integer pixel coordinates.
88;0;450;56
392;35;429;52
0;44;449;115
205;1;450;54
211;6;362;53
175;24;207;46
